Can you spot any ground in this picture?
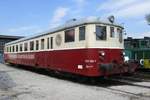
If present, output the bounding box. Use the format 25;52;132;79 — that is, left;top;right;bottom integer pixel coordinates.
0;63;150;100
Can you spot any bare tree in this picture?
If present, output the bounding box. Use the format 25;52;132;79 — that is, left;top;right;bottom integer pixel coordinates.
145;14;150;25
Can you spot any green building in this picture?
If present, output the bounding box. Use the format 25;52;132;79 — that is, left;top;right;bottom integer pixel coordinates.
124;37;150;68
0;35;23;63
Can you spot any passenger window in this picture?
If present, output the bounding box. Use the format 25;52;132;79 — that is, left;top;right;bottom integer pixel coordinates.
12;46;15;52
30;41;34;51
11;46;13;52
79;26;85;41
6;47;8;52
9;47;10;52
10;46;12;52
96;26;106;40
16;45;18;52
20;44;23;52
47;38;50;49
117;28;123;43
51;37;53;49
8;47;10;52
24;43;28;51
65;29;75;42
110;27;115;38
41;39;45;50
36;40;39;50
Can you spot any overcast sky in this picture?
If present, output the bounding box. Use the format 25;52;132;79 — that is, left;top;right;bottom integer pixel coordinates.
0;0;150;38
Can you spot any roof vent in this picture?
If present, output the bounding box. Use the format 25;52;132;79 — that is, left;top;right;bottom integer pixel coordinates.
108;15;115;23
66;18;77;23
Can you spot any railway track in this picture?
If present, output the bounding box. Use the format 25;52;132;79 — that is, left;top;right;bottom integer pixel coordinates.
104;86;150;98
134;70;150;79
81;78;150;99
77;71;150;99
113;75;150;82
105;70;150;89
105;77;150;89
91;77;150;98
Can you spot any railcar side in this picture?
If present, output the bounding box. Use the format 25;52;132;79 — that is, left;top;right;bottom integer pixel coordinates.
4;18;138;77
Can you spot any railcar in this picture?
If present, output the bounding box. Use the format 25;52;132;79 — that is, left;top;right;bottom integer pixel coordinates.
124;37;150;69
4;17;137;77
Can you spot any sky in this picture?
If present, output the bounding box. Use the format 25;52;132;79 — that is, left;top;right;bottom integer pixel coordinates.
0;0;150;38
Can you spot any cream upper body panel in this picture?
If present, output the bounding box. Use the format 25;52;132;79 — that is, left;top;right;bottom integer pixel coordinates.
4;17;124;53
86;24;124;49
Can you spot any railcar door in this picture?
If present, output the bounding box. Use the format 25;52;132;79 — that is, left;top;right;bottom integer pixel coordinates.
46;37;54;69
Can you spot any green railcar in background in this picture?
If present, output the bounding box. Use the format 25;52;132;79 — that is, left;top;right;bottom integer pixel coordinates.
124;37;150;69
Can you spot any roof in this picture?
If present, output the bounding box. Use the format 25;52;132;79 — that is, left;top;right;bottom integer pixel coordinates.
125;37;150;41
5;17;123;46
0;35;24;39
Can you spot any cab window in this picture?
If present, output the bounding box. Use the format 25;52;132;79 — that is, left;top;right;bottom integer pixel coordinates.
79;26;85;41
110;27;115;38
117;28;123;43
96;26;106;40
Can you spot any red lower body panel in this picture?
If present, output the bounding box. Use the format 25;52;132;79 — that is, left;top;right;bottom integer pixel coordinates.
4;48;137;77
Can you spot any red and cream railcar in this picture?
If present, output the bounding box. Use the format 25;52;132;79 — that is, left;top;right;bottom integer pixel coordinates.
4;17;137;77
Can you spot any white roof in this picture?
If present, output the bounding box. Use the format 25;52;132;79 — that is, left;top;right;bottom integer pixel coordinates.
5;17;123;46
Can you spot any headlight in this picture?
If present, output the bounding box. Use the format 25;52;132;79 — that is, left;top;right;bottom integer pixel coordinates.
99;51;105;56
123;52;125;56
124;56;129;62
101;52;105;56
140;59;144;65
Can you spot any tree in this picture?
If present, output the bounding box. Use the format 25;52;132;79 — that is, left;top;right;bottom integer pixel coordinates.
145;14;150;25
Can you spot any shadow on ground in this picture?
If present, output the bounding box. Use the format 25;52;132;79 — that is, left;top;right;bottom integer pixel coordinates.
6;64;141;87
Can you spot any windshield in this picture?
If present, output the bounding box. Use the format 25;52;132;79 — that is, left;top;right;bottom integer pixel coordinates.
117;28;123;43
96;26;106;40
